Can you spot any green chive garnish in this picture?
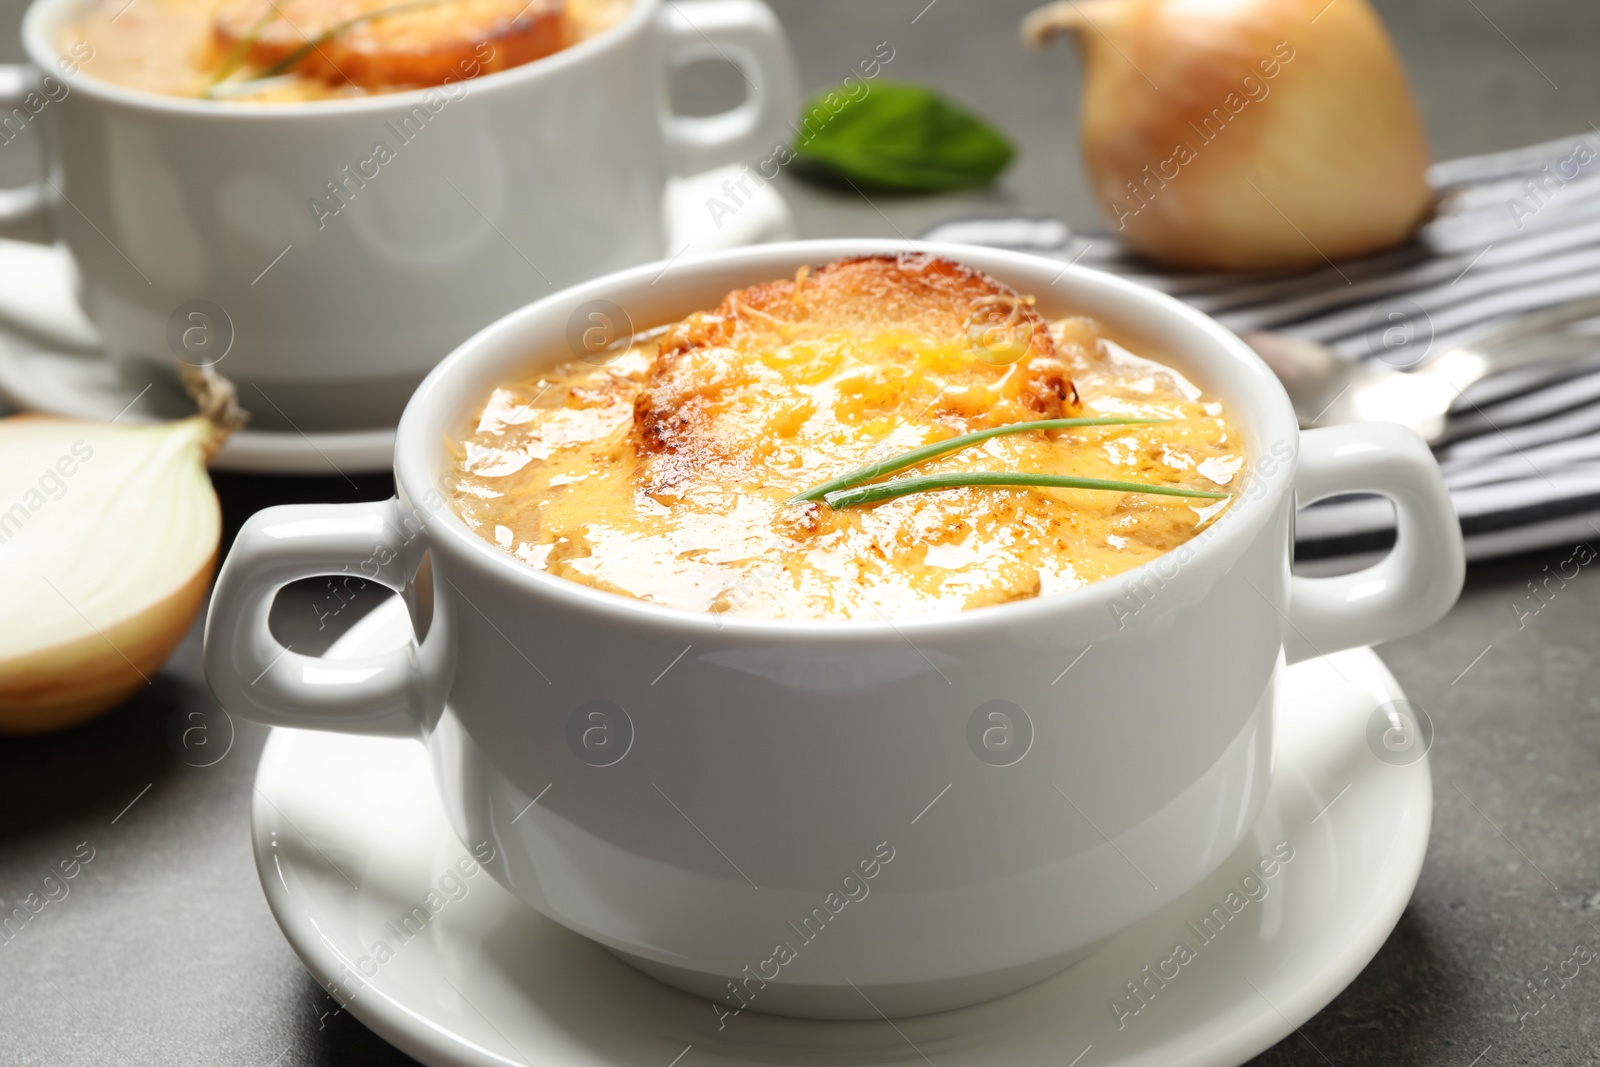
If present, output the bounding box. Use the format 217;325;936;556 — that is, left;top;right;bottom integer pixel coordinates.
260;0;453;78
786;417;1171;504
206;0;464;97
207;3;279;89
821;473;1231;510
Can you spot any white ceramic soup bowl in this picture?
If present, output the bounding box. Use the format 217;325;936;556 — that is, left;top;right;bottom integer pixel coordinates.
9;0;797;429
205;240;1464;1019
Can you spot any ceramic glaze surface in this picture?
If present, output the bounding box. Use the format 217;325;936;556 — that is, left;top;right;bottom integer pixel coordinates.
0;165;794;470
206;240;1464;1017
251;601;1432;1064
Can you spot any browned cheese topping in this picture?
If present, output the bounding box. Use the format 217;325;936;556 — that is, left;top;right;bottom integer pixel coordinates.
448;254;1243;621
69;0;628;99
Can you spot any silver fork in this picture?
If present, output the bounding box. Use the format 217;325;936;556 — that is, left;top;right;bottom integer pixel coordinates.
1242;295;1600;443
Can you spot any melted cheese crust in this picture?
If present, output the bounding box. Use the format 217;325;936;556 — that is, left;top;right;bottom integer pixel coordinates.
448;299;1243;622
67;0;627;100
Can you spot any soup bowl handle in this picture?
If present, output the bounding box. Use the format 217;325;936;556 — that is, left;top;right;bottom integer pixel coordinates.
1284;422;1464;663
657;0;801;177
0;65;57;244
203;499;450;737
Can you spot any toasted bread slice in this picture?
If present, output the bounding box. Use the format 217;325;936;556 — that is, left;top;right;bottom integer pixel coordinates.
633;254;1079;488
212;0;566;89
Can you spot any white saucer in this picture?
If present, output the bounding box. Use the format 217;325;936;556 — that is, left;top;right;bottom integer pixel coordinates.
252;596;1430;1067
0;165;794;475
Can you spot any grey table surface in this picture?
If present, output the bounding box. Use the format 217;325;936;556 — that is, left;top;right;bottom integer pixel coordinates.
4;1;1600;1064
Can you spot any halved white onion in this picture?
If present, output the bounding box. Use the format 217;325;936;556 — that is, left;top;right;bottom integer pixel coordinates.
0;416;220;732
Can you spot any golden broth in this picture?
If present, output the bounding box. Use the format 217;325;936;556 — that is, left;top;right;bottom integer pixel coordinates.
66;0;629;101
446;272;1243;622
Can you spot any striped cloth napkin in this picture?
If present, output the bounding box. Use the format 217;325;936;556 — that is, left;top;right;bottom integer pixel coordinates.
924;132;1600;562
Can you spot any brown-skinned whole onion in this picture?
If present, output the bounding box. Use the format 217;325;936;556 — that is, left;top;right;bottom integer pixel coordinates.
1024;0;1433;271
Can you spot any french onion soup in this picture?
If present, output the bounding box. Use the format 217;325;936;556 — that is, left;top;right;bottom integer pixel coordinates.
69;0;629;101
446;254;1242;621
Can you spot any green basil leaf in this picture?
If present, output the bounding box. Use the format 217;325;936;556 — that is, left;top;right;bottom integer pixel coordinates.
790;81;1015;194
